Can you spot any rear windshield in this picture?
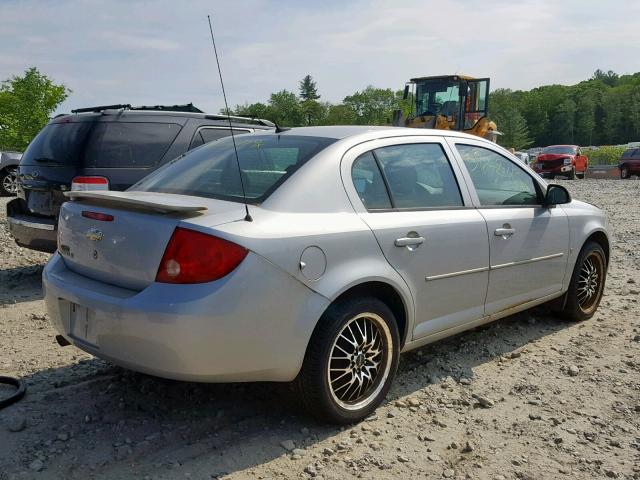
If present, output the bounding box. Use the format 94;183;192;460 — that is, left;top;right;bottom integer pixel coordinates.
542;146;577;155
21;121;181;168
131;134;336;203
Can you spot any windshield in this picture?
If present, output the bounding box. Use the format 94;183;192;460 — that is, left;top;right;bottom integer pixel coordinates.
415;80;460;117
542;146;577;155
131;134;337;203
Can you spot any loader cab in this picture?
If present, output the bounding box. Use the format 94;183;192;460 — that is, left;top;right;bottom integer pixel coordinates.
398;75;492;138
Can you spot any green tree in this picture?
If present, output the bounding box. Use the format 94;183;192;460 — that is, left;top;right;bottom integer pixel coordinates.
0;67;70;150
323;104;357;125
268;90;304;126
299;75;320;101
591;69;619;87
343;86;400;125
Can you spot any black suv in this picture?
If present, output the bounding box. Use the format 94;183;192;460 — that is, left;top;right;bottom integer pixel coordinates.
7;104;274;252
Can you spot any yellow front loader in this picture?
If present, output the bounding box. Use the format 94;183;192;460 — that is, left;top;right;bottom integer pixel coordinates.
392;75;499;141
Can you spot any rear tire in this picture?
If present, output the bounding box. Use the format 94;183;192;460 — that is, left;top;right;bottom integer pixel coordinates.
620;166;630;179
297;297;400;424
0;167;18;196
562;241;607;322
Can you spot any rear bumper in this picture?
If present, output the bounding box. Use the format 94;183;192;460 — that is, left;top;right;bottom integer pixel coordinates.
43;252;330;383
6;198;57;252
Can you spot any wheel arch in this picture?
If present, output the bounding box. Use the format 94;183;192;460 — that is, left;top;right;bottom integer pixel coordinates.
329;281;409;348
584;229;610;265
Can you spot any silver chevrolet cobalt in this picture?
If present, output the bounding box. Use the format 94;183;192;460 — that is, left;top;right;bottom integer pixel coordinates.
44;126;609;423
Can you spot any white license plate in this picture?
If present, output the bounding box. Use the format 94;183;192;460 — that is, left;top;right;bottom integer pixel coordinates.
67;301;98;347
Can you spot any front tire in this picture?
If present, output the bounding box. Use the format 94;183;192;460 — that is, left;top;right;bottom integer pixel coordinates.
297;297;400;424
0;167;18;196
567;168;576;180
562;242;607;321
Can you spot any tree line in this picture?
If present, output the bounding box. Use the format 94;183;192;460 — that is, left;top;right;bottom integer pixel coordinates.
492;70;640;150
1;68;639;153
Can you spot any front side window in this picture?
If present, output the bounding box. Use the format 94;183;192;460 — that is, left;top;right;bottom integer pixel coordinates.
369;143;463;209
456;144;540;206
133;135;336;203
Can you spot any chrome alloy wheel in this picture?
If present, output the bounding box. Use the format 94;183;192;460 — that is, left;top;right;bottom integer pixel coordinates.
327;313;393;411
2;168;18;194
577;252;605;312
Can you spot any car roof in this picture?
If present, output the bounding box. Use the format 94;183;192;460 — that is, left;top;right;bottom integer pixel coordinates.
275;125;489;142
52;109;274;129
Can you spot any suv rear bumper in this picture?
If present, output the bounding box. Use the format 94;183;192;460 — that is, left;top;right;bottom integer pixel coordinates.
6;198;57;252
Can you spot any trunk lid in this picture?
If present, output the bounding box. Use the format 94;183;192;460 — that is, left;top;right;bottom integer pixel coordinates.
58;193;247;290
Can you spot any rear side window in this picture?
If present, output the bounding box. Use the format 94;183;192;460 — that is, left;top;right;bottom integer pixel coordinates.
372;143;463;209
133;135;336;203
84;122;181;168
189;128;250;150
352;152;392;210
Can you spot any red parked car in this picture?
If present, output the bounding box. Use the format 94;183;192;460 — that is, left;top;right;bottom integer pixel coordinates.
533;145;588;180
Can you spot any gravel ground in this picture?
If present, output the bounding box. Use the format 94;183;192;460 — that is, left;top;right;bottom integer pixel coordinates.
0;179;639;480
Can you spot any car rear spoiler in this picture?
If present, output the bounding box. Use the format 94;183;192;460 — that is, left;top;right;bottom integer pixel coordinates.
63;191;208;213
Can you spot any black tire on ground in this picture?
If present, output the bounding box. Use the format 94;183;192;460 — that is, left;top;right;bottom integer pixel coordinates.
562;241;607;322
620;166;630;179
578;170;586;179
297;296;400;424
0;167;18;196
567;168;576;180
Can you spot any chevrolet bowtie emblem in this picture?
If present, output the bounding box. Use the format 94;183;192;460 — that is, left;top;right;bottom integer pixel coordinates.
85;228;103;241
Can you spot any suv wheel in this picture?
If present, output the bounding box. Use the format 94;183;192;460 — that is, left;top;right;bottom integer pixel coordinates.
297;297;399;424
567;168;576;180
620;166;630;179
0;167;18;196
562;242;607;321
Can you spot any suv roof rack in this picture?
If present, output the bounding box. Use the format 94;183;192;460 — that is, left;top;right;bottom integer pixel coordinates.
71;103;204;114
204;114;275;127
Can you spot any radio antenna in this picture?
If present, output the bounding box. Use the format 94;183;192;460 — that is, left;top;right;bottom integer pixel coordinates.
207;14;252;222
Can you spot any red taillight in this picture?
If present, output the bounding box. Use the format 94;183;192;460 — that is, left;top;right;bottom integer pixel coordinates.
71;176;109;191
82;211;114;221
156;227;248;284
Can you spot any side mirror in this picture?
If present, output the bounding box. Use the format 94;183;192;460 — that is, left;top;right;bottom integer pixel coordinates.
403;85;409;100
545;184;571;206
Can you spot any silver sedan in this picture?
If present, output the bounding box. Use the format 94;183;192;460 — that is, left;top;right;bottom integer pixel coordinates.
43;126;609;423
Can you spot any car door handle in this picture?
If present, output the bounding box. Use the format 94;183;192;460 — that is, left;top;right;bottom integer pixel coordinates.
494;228;515;237
394;236;425;247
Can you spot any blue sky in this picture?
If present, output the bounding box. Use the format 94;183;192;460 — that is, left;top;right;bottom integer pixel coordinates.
1;0;638;115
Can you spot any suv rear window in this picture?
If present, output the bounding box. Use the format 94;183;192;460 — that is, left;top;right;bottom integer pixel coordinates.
21;123;92;166
21;121;181;168
132;135;336;203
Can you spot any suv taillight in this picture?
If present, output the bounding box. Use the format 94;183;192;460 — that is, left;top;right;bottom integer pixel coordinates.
156;227;248;284
71;176;109;191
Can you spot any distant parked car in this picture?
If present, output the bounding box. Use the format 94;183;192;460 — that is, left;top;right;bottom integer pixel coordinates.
44;126;609;423
514;151;530;166
533;145;588;179
6;104;274;252
0;151;22;196
618;148;640;179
